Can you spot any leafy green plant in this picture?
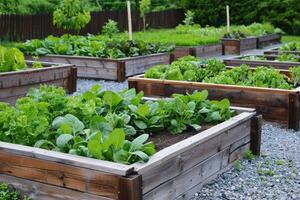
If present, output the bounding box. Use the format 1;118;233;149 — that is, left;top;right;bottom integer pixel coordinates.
18;35;173;58
102;19;120;38
31;56;43;69
290;67;300;87
279;42;300;51
0;183;31;200
53;0;91;33
145;56;298;90
277;54;299;62
0;46;27;72
244;150;255;161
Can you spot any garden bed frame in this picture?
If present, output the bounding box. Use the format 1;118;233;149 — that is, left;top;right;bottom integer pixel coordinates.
0;105;261;200
128;74;300;131
257;33;281;48
0;61;77;104
26;53;171;82
172;43;222;60
221;37;257;55
264;48;300;56
223;55;300;70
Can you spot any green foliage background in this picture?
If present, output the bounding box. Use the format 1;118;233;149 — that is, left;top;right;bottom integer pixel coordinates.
180;0;300;35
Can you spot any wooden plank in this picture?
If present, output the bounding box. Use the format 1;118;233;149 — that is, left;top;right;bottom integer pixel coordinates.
124;54;170;77
0;142;133;176
0;151;123;199
143;137;250;200
119;175;142;200
136;120;251;194
0;174;112;200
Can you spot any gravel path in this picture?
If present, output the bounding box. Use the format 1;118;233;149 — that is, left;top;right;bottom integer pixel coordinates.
192;123;300;200
77;79;128;93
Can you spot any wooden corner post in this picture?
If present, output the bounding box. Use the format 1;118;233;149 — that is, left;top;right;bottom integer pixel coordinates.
250;114;262;156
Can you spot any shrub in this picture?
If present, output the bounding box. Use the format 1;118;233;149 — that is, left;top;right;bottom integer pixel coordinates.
102;19;120;38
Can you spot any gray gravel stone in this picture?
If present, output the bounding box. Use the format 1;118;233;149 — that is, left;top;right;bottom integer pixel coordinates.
76;79;128;93
192;123;300;200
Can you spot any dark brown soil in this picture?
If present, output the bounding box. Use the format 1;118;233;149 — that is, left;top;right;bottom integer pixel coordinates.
149;124;213;151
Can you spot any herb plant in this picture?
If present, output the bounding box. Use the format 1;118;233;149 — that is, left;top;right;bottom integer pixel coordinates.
102;19;120;38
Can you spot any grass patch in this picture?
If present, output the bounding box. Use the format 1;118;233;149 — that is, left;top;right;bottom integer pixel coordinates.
282;35;300;43
123;28;226;46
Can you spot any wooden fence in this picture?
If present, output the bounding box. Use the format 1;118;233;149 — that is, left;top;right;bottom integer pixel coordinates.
0;9;184;41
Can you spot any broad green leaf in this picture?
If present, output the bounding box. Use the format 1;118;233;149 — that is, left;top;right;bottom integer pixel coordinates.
103;91;123;109
87;131;102;159
102;128;125;150
130;134;149;151
134;120;147;130
56;134;74;149
137;104;149;117
142;142;156;155
34;140;55;149
131;151;150;162
90;116;113;138
113;149;130;164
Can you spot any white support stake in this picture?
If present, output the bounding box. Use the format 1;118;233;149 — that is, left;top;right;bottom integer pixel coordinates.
226;5;230;33
127;1;133;40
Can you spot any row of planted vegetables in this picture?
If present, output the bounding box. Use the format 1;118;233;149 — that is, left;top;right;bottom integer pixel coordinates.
0;24;299;199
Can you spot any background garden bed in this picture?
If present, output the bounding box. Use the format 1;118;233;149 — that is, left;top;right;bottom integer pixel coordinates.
257;33;281;48
223;55;300;70
173;43;222;60
0;106;261;200
0;61;76;104
264;48;300;56
128;75;300;130
221;37;257;55
26;53;171;82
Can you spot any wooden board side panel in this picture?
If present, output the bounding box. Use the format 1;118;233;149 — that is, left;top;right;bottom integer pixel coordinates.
143;136;251;200
172;47;192;60
132;80;290;122
194;44;222;57
139;120;251;194
0;174;112;200
124;54;170;77
223;59;300;69
0;151;125;199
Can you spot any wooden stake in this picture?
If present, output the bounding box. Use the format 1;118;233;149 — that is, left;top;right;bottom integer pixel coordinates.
226;5;230;33
127;1;133;40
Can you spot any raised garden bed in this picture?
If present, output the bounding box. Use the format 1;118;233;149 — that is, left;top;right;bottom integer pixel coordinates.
0;105;261;200
257;33;281;48
264;48;300;56
173;43;222;60
26;53;171;82
128;74;300;130
0;61;76;104
223;55;300;70
221;37;257;55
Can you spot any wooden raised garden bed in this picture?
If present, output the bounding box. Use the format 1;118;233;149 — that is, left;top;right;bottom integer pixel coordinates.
223;55;300;70
0;105;261;200
221;37;257;55
128;75;300;131
257;33;281;48
0;61;77;104
26;53;171;82
173;43;222;60
264;48;300;56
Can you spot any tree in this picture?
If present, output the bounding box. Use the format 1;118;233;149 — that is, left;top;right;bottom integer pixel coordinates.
140;0;151;32
53;0;91;33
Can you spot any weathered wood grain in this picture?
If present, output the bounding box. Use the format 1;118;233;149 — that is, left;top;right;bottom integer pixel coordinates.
173;44;222;60
257;33;281;48
222;37;257;55
0;62;76;104
26;53;170;82
0;174;112;200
